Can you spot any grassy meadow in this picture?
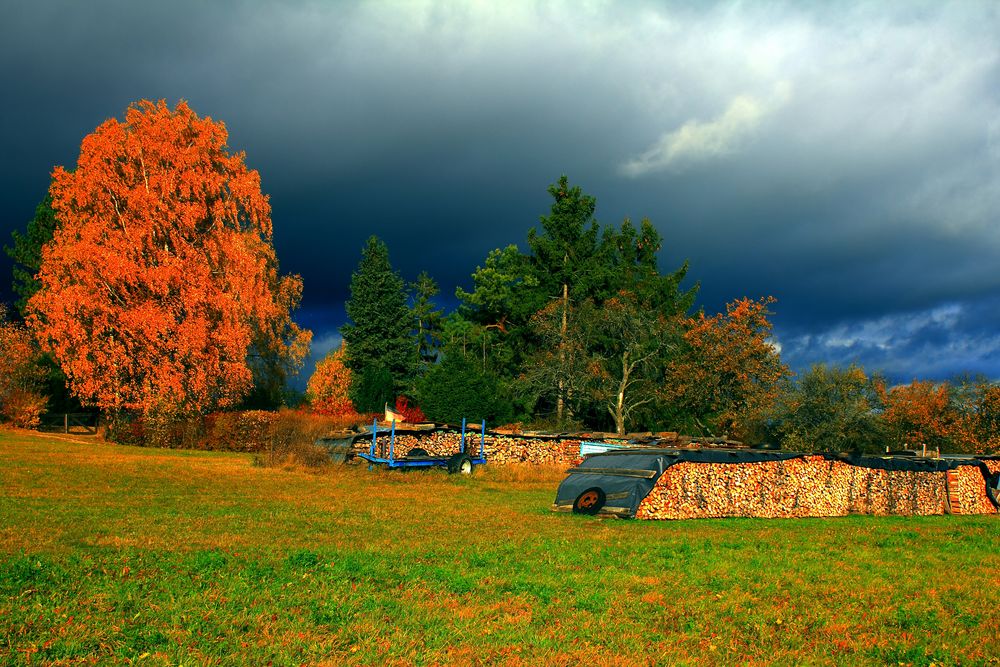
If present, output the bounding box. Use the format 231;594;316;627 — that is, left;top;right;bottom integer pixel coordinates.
1;429;998;666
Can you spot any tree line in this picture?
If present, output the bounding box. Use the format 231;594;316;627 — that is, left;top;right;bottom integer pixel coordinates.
310;181;1000;454
2;99;998;453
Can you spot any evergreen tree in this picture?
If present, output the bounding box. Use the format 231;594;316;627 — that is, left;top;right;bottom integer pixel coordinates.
409;271;444;367
5;195;59;316
415;352;512;425
342;236;416;405
457;176;697;431
352;365;395;414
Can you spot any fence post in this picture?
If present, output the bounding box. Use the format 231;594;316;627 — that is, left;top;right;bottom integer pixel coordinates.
64;414;69;434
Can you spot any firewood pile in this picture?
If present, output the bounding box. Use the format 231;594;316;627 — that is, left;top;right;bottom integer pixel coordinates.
635;457;996;520
359;432;464;458
842;466;945;516
352;430;582;465
949;465;998;515
481;436;581;465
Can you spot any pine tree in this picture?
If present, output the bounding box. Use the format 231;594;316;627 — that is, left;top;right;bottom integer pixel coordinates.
342;236;416;408
409;271;444;366
5;195;59;316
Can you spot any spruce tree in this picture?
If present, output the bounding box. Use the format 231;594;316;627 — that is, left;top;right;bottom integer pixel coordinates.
342;236;416;409
409;271;444;366
5;195;59;316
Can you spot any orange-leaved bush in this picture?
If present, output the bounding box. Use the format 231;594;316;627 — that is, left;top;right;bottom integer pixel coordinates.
0;305;48;427
307;346;357;417
27;100;310;414
394;396;426;423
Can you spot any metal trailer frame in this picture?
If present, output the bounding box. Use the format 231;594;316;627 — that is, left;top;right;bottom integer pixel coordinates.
358;417;487;470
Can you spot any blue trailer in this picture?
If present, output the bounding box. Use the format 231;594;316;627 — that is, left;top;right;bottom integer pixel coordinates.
358;418;487;473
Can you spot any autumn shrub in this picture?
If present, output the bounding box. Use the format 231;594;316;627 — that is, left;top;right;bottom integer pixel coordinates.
306;346;358;418
952;380;1000;454
103;411;204;449
0;389;48;429
254;411;333;469
252;409;371;468
772;364;886;453
104;407;370;453
0;306;48;428
200;411;278;451
394;396;425;422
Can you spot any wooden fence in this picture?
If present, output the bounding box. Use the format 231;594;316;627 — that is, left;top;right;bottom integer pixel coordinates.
38;413;100;435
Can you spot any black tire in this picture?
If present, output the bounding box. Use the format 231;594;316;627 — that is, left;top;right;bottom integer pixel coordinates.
407;447;429;458
447;453;474;474
573;487;606;515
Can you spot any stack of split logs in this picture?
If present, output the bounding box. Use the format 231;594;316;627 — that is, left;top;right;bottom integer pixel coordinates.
354;430;583;465
635;457;996;520
948;465;998;515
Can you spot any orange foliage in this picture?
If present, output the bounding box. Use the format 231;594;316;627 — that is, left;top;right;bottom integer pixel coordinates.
965;384;1000;453
27;100;310;414
0;306;48;427
394;396;426;423
881;380;963;451
307;346;357;417
665;297;789;439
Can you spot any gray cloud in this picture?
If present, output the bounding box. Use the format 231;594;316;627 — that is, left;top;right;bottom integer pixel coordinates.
1;0;999;384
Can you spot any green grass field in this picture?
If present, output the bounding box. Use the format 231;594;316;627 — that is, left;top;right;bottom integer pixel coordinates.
1;430;998;666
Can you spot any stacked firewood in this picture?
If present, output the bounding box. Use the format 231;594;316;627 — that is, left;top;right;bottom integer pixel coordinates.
360;432;464;458
843;467;945;516
636;457;850;520
633;458;987;520
481;436;581;465
949;465;998;515
353;431;582;465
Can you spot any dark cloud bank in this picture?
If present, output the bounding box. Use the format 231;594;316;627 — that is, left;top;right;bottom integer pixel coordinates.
2;1;999;384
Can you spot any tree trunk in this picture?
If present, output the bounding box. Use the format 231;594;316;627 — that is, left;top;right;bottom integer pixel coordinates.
557;280;568;426
614;350;630;436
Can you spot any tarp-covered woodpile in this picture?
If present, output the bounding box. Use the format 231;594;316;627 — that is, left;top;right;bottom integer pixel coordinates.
553;449;999;520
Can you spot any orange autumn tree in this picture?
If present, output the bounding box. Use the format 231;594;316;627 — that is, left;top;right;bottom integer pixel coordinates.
307;346;357;417
881;380;964;452
664;296;789;440
962;382;1000;454
27;100;310;415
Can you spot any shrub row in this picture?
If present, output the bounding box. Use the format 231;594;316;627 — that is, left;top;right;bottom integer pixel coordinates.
103;409;371;468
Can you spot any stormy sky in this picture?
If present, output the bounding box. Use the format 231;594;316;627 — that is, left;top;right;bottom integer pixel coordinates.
2;1;999;384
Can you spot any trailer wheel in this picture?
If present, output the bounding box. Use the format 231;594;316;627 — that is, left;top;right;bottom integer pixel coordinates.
573;487;606;515
447;453;474;474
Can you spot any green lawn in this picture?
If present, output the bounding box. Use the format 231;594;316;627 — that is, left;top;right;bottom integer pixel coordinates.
1;430;998;666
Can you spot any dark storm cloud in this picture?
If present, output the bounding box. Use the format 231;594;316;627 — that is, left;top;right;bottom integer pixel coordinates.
2;1;999;383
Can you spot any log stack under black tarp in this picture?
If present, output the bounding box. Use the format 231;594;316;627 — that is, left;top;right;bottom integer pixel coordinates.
634;455;997;520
